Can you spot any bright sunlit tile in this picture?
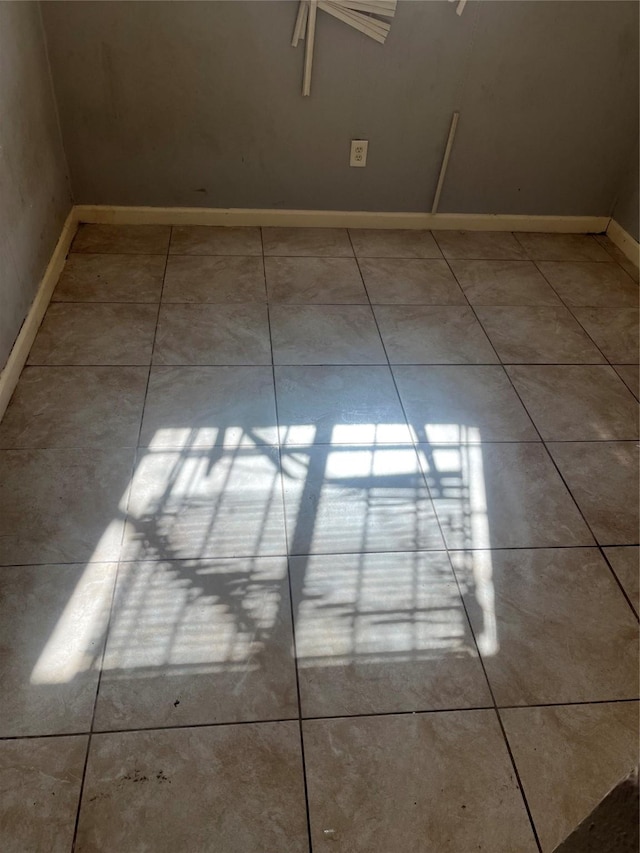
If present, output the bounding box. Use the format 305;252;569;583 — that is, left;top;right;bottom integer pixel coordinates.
282;445;445;555
292;551;473;668
123;447;286;559
101;558;286;674
31;563;117;685
330;423;412;445
422;424;483;444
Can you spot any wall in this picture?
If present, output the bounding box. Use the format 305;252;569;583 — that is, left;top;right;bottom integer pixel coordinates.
0;2;71;369
41;0;638;216
613;141;639;241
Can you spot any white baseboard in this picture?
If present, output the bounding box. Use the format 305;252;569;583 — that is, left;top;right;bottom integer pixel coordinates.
606;218;640;268
0;209;78;422
75;204;609;233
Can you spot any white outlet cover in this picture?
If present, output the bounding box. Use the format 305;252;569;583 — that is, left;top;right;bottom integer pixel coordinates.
350;139;368;167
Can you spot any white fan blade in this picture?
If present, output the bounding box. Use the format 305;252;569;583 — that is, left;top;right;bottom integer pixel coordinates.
292;1;309;47
339;1;396;17
302;0;318;95
321;2;390;42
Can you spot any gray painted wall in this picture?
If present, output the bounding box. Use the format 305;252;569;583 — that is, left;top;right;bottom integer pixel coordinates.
613;141;639;241
0;2;71;369
41;0;638;215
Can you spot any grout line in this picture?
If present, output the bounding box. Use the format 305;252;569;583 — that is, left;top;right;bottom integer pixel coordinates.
286;558;315;853
531;260;631;366
495;697;640;711
599;547;639;622
378;275;548;848
133;228;171;447
260;226;315;853
70;231;173;853
298;696;640;721
70;247;169;258
2;543;639;573
69;562;121;852
446;545;544;852
20;360;637;368
346;229;450;552
493;707;544;852
2;697;639;742
346;231;418;447
411;336;549;845
91;717;300;736
68;245;620;264
66;735;91;853
52;300;163;305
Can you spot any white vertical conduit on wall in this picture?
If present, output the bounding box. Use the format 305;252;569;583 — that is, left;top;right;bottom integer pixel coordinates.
431;111;460;214
430;0;476;212
449;0;467;16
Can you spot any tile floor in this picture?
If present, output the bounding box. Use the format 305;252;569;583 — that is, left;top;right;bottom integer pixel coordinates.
0;224;638;852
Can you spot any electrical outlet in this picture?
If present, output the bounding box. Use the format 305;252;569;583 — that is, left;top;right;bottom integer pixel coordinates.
350;139;368;168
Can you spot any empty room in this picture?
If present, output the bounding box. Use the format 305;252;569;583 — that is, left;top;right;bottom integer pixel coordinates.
0;1;638;851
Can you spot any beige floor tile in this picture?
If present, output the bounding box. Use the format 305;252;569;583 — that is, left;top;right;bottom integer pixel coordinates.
303;710;537;853
0;448;134;566
420;442;594;549
613;364;640;399
449;259;562;305
140;366;277;448
265;257;366;302
290;551;491;716
94;557;297;730
75;723;308;853
452;548;638;705
0;366;148;448
571;307;639;363
604;546;639;614
275;365;411;445
0;735;87;853
153;303;271;365
502;702;639;852
263;227;352;257
434;230;526;260
281;445;444;555
475;306;605;363
270;305;385;365
53;253;165;302
537;261;639;306
72;223;171;255
594;234;640;282
374;306;498;364
123;446;286;560
515;233;612;262
393;365;538;442
162;255;265;302
28;303;158;365
507;365;638;440
169;225;262;256
349;228;442;258
548;441;639;545
0;563;116;736
359;258;465;304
